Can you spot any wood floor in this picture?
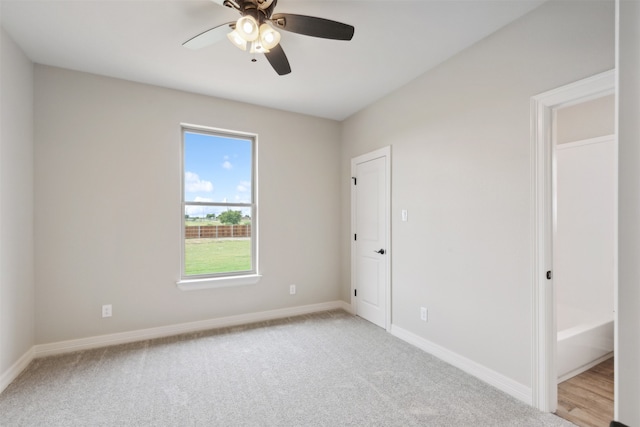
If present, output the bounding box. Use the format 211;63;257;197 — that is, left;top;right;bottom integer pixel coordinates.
556;358;614;427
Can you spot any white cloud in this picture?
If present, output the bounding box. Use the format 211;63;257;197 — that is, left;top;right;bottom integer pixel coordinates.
222;161;233;170
237;181;251;192
184;172;213;193
185;198;215;217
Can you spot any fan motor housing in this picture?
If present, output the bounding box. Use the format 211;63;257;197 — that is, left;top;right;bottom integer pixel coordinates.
241;0;277;20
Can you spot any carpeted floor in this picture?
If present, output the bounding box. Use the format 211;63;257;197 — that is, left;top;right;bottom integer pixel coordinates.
0;310;574;426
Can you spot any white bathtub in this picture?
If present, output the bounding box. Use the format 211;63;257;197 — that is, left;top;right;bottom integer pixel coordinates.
557;305;614;382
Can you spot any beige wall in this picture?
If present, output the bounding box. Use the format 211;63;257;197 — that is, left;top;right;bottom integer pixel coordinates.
34;66;342;343
340;0;614;389
0;28;35;379
556;94;615;144
617;0;640;424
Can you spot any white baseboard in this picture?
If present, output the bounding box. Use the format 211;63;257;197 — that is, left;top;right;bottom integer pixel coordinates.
0;347;35;394
390;324;532;405
34;300;349;358
557;352;613;383
338;300;354;314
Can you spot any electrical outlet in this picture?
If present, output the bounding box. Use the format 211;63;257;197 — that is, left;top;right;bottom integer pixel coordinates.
102;304;112;318
290;284;296;295
420;307;428;322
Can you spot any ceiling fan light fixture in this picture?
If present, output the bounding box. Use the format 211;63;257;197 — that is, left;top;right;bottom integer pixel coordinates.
259;23;280;50
249;40;269;54
184;1;354;76
227;30;248;50
236;15;259;41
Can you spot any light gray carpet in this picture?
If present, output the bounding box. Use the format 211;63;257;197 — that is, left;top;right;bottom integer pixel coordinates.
1;310;574;426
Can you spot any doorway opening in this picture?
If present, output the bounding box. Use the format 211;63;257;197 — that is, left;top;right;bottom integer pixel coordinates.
530;69;617;419
553;95;616;427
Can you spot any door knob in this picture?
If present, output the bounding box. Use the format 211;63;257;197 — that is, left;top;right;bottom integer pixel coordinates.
374;249;385;255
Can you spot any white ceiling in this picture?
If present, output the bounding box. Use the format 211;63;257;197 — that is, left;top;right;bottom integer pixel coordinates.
1;0;545;121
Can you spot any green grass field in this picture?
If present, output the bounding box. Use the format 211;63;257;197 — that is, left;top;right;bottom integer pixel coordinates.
184;238;251;275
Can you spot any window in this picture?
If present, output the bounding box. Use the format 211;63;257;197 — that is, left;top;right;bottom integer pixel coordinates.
179;125;258;289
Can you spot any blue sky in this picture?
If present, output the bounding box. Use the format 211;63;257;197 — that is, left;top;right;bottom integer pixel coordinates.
184;131;252;217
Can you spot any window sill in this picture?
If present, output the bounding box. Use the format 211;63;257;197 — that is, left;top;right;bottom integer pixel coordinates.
177;274;262;291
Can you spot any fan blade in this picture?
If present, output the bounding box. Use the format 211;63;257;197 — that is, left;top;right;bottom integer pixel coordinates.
271;14;354;40
183;22;234;50
264;44;291;75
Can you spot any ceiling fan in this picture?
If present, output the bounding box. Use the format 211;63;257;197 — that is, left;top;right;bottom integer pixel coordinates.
183;0;355;76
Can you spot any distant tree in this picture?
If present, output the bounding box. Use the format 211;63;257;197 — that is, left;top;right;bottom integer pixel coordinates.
185;214;190;220
206;213;216;219
218;210;242;225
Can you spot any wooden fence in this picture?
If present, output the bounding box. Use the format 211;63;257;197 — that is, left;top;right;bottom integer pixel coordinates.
185;224;251;239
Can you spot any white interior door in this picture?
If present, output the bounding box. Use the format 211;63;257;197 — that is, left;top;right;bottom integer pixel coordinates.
351;147;390;329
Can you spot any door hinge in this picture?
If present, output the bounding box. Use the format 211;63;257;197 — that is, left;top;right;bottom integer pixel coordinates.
352;176;357;185
354;289;357;297
546;270;552;280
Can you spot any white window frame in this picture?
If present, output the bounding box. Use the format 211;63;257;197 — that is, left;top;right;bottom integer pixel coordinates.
177;124;260;290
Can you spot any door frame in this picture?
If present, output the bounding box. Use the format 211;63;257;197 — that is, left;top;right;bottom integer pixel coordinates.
350;146;392;331
530;69;616;412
